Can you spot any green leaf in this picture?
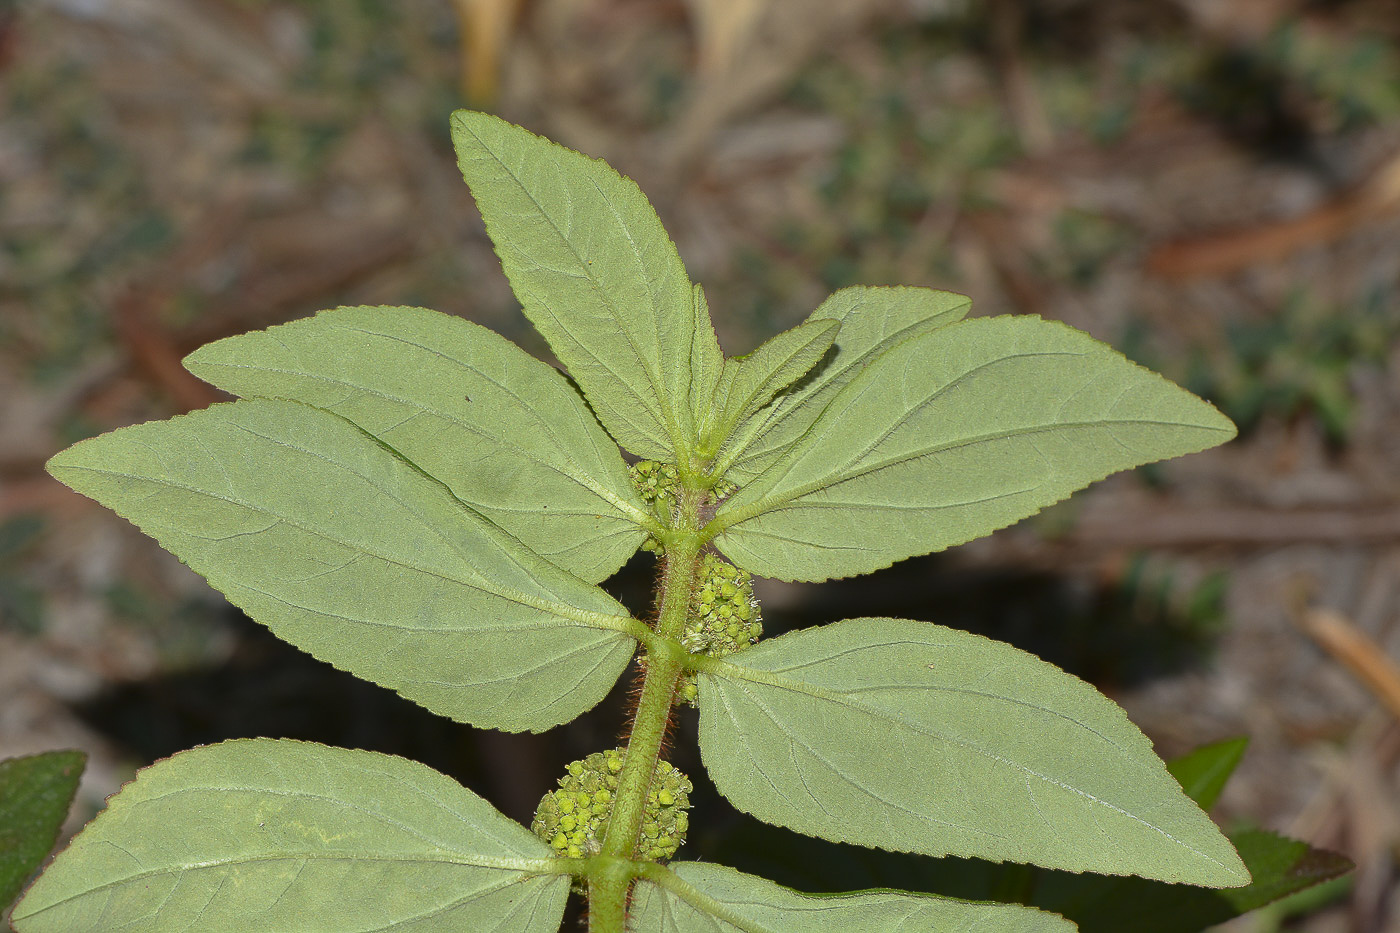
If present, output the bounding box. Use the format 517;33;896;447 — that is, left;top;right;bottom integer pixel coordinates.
451;109;718;460
46;399;639;733
696;617;1248;887
1166;736;1249;811
715;286;970;482
698;319;839;462
11;739;570;933
709;805;1351;933
0;751;85;910
690;284;726;451
1034;830;1351;933
630;862;1075;932
184;305;650;583
710;316;1236;582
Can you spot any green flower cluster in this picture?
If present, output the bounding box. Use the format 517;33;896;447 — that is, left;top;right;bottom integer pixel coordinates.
531;748;692;861
630;460;680;554
684;553;761;655
630;462;740;555
630;460;679;511
711;477;739;501
677;554;762;705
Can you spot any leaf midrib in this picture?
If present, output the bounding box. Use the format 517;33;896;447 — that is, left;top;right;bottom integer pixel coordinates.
708;415;1227;538
54;461;635;638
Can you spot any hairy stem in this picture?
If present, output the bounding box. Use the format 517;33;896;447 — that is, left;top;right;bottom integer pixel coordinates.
589;486;704;933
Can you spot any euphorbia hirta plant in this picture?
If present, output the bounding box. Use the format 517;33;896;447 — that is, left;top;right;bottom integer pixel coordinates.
15;112;1249;933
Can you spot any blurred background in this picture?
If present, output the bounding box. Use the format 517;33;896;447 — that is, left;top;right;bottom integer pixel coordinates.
2;0;1399;929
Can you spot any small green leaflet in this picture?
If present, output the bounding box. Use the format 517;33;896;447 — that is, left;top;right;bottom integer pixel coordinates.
697;319;839;461
185;305;650;584
0;750;85;911
1165;736;1249;811
46;399;640;733
689;284;727;451
629;862;1075;932
451;110;721;461
1033;830;1351;933
696;618;1249;887
11;740;570;933
713;286;971;482
1031;737;1350;933
710;315;1236;582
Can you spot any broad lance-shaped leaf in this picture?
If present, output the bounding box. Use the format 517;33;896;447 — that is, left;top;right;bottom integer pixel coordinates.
11;740;570;933
630;862;1075;932
46;399;640;733
185;305;650;584
695;618;1249;887
0;750;85;910
451;109;721;460
697;318;839;461
710;315;1236;582
715;286;971;483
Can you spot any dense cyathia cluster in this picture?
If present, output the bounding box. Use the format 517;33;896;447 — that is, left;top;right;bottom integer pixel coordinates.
630;460;679;553
630;460;679;515
531;748;692;861
710;477;738;501
684;554;761;655
677;554;762;706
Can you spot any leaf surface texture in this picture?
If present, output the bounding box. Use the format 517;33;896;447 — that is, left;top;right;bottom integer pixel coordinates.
185;305;648;583
713;316;1236;581
46;399;637;732
630;862;1075;932
697;618;1249;887
12;740;568;933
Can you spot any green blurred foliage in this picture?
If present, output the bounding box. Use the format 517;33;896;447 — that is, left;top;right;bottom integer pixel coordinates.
0;516;45;636
1187;290;1397;443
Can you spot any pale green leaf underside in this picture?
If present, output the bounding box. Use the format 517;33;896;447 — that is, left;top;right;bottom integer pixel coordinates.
45;399;637;733
12;739;569;933
451;109;718;460
631;862;1076;932
697;618;1249;888
712;316;1236;582
717;286;970;482
184;305;649;584
700;319;839;463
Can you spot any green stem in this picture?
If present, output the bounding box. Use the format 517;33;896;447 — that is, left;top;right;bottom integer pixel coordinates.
588;487;704;933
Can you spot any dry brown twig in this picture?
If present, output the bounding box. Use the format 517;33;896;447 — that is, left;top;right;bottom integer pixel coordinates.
1301;607;1400;725
454;0;527;105
1146;147;1400;280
